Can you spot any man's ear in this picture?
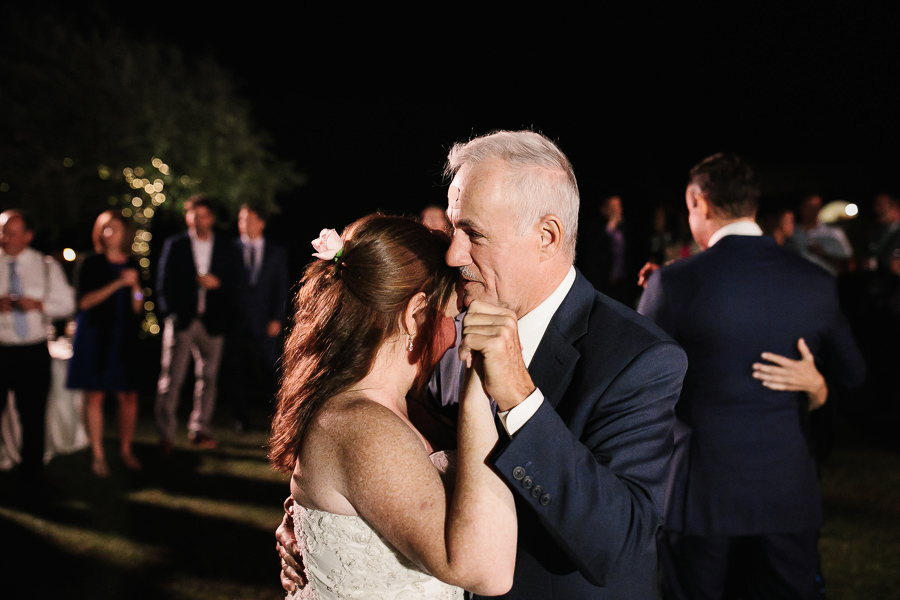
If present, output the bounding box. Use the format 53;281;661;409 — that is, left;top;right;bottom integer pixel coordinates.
685;183;710;218
402;291;428;335
538;214;564;261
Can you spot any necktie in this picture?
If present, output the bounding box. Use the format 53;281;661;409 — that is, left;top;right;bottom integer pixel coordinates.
9;261;28;339
248;244;259;285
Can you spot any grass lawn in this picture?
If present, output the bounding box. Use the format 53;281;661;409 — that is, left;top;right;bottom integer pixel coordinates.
819;432;900;600
0;414;290;600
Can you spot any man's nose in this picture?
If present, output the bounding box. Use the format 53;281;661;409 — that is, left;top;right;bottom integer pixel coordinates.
445;230;471;268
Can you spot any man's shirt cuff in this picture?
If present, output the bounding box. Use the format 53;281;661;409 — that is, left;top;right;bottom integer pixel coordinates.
497;388;544;437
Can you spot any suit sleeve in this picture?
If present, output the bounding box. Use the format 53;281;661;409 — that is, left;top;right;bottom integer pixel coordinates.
490;340;687;587
155;239;174;317
818;278;867;389
636;269;675;336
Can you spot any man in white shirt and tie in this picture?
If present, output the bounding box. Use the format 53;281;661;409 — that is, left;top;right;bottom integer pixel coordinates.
225;204;288;432
0;209;75;483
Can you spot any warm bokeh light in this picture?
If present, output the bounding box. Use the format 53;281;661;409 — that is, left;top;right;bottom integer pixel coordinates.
62;248;77;262
819;200;858;223
112;156;181;336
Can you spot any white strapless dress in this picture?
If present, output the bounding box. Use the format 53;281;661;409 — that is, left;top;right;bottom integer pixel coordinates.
288;451;464;600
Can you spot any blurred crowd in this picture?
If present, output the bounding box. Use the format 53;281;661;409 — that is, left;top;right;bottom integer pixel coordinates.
0;198;289;482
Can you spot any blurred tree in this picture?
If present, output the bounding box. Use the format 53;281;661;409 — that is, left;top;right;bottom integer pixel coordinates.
0;5;303;248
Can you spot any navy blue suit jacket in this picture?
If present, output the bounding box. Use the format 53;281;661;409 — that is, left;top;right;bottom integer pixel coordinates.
429;270;687;599
637;234;866;536
155;231;240;336
235;238;290;340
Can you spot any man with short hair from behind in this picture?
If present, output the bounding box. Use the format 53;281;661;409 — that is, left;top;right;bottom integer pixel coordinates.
638;153;866;599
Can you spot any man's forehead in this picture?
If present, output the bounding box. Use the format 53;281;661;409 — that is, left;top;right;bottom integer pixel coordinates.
0;214;24;231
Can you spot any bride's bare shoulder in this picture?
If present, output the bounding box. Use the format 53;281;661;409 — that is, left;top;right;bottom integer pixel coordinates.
313;395;421;450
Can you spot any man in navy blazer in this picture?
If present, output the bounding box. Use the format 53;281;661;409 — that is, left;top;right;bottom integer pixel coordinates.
155;196;240;451
227;203;289;431
638;153;866;599
276;131;687;598
433;131;688;600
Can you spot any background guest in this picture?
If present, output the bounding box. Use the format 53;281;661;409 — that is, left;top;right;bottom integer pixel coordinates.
224;203;289;433
789;193;854;275
420;204;451;234
577;194;639;306
154;196;240;452
867;192;900;274
0;209;75;485
66;210;144;477
759;205;796;246
646;204;676;265
638;154;866;600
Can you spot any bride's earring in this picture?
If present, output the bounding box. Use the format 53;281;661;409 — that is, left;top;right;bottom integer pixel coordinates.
407;332;416;352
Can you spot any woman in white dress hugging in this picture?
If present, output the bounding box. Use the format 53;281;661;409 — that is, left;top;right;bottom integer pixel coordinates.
269;214;517;599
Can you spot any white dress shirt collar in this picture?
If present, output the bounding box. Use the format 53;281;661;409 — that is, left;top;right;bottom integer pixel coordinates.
188;230;214;275
707;220;763;248
517;266;577;367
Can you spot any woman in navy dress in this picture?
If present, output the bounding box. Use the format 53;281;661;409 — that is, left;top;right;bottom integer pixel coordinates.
67;210;144;477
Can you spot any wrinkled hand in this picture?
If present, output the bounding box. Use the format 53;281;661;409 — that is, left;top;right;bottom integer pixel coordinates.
752;338;828;410
637;262;660;288
276;496;306;592
197;273;221;290
458;299;534;412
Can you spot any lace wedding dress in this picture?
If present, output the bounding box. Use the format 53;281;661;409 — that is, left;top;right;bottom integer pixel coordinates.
288;451;465;600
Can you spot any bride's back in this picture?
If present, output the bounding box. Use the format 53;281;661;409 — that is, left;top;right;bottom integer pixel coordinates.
290;392;433;518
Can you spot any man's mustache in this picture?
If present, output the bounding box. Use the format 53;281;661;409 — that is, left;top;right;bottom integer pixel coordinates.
458;266;481;283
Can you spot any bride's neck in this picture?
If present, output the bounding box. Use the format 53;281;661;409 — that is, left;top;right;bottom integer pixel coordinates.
345;337;416;418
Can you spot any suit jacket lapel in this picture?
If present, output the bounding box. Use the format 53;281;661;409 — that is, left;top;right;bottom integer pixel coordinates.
527;272;592;409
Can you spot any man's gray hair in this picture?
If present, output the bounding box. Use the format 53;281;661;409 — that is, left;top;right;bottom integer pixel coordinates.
444;130;580;259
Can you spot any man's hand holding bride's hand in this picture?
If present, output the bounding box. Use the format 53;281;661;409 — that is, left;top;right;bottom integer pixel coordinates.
276;496;306;592
458;299;535;412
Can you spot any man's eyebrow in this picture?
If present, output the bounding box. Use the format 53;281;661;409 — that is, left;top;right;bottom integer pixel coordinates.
454;218;479;231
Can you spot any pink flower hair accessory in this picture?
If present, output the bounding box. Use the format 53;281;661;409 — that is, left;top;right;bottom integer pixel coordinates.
311;228;344;262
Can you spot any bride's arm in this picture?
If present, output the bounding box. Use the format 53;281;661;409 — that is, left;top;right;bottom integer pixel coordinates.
334;373;516;595
446;367;517;591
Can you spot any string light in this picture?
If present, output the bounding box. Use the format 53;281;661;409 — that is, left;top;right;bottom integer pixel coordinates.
111;155;188;338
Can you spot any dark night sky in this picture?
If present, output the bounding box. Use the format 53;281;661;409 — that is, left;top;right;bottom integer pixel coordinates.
15;3;900;249
164;5;900;212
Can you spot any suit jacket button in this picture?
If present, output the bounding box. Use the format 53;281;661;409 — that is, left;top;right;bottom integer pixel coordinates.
521;476;534;489
540;493;552;506
530;485;543;498
512;466;526;480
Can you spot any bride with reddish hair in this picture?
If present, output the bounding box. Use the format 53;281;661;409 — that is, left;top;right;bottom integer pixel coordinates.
269;214;516;599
